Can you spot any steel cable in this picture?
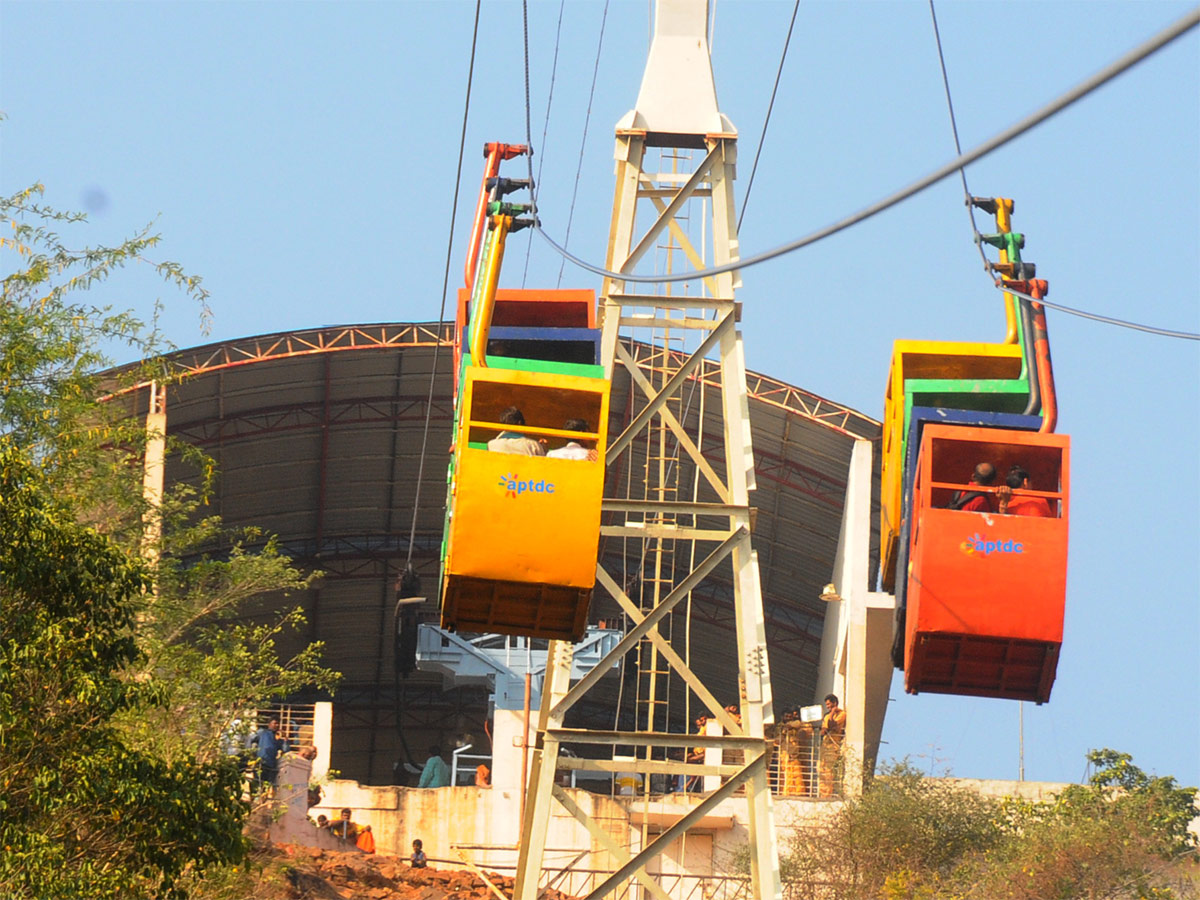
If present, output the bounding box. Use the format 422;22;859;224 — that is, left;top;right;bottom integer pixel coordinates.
556;0;611;288
738;0;801;233
404;0;483;568
527;5;1199;285
927;0;991;274
997;283;1199;340
522;0;566;288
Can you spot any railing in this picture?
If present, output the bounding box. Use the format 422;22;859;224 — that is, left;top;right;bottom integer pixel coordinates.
765;726;843;800
667;729;841;800
258;702;318;750
451;745;492;786
544;869;751;900
433;858;752;900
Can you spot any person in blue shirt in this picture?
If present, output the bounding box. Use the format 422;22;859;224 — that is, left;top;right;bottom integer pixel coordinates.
252;718;283;792
418;745;450;788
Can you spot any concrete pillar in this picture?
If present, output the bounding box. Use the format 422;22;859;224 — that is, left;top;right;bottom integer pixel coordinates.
702;718;722;792
141;381;166;569
312;701;333;782
815;440;896;795
268;755;314;844
492;707;533;793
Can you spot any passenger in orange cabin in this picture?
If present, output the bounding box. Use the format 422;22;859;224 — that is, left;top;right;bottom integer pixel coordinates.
997;464;1053;517
949;462;997;512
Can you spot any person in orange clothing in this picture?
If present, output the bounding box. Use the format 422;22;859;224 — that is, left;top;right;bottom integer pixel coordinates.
778;708;811;797
327;807;359;844
998;465;1053;517
683;715;708;793
356;824;376;854
818;693;847;798
949;462;997;513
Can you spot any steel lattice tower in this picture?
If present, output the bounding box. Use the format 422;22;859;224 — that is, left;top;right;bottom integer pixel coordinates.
514;3;782;899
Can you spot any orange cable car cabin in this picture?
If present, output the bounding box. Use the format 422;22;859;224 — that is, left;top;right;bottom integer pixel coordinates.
903;424;1070;703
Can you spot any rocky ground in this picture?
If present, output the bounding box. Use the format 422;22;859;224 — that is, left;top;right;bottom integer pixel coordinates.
267;844;576;900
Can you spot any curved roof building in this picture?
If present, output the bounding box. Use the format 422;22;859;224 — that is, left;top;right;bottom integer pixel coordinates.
147;323;881;783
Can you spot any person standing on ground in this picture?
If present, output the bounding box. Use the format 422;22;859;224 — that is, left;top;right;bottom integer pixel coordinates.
253;718;283;792
818;694;847;798
410;839;428;868
328;807;359;844
418;745;451;788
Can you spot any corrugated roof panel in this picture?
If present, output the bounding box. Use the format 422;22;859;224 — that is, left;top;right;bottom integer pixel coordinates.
131;324;880;782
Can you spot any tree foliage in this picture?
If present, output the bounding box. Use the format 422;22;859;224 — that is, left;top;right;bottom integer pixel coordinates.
969;749;1199;900
2;184;339;897
1;184;206;492
115;479;339;767
0;444;248;899
782;755;1198;900
783;761;1003;900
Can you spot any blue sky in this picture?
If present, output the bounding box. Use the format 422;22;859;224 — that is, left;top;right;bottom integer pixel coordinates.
2;1;1197;788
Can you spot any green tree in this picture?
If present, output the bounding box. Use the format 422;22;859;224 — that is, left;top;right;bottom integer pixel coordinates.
1;183;204;495
965;750;1198;900
2;183;339;896
780;754;1197;900
782;760;1001;900
0;443;248;899
120;506;338;765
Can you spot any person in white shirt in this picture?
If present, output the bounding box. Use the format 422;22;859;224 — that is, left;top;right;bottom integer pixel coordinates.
547;418;596;461
487;406;545;456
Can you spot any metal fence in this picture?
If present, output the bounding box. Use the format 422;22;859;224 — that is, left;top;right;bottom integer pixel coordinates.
545;869;752;900
435;858;752;900
258;702;317;750
765;725;843;800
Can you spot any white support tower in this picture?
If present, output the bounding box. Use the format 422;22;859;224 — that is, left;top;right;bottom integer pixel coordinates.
514;3;782;899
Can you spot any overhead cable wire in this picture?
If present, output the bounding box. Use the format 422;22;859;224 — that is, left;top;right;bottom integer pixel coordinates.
523;0;538;223
556;0;611;288
522;0;566;288
996;283;1199;340
930;2;1198;342
528;5;1200;284
927;0;991;274
737;0;801;233
404;0;483;568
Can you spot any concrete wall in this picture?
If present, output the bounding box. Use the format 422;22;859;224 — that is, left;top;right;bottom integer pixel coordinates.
292;772;1198;896
308;780;758;894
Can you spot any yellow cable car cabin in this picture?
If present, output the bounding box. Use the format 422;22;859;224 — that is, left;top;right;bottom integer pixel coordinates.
440;358;610;641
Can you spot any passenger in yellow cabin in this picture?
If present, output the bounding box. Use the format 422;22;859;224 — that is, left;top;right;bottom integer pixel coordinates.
487;406;545;456
547;418;597;461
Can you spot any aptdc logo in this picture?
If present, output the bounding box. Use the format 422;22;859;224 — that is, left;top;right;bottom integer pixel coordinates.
960;532;1025;556
498;473;556;499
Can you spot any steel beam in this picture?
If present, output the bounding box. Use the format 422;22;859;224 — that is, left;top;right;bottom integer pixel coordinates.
515;20;784;891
